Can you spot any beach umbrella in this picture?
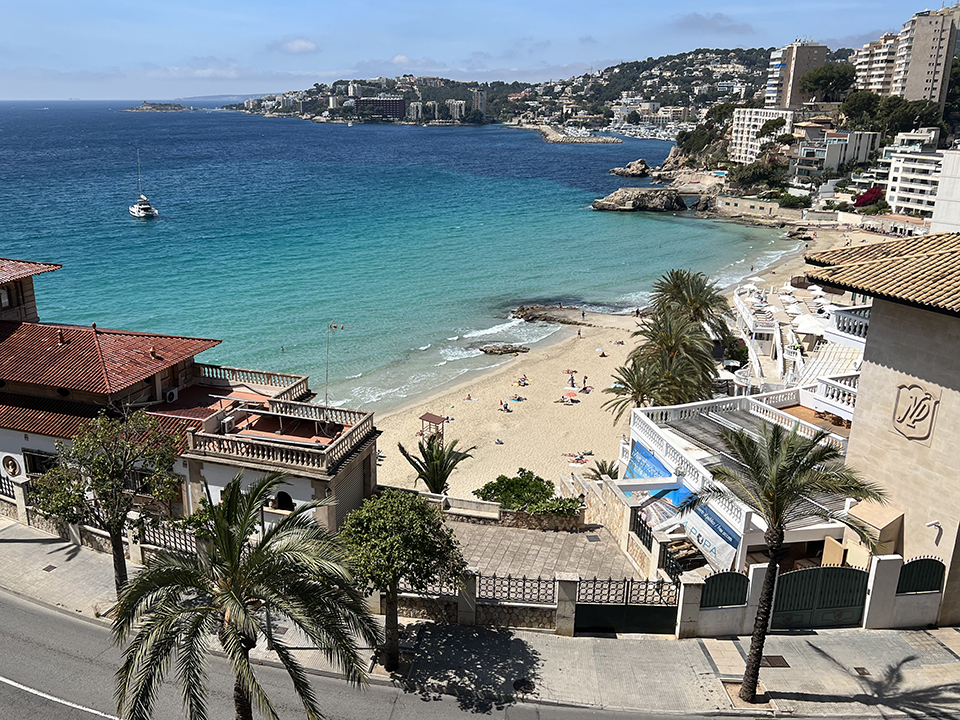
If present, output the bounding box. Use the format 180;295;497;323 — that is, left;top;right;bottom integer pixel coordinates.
810;288;826;297
792;314;828;335
740;283;758;292
565;391;578;397
807;284;822;292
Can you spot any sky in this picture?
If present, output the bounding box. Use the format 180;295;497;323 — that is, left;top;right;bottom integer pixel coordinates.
0;1;922;100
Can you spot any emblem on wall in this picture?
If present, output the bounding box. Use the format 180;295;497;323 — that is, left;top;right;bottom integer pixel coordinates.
892;383;940;441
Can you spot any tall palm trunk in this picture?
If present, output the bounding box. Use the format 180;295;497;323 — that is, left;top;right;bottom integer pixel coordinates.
740;528;783;703
234;638;255;720
109;526;128;596
384;584;400;672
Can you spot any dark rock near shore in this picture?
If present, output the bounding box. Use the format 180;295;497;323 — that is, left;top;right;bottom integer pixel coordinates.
609;159;650;177
592;188;687;212
480;344;530;355
692;194;712;212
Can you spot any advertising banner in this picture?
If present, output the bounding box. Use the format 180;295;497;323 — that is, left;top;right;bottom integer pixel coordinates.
682;503;741;570
624;439;672;481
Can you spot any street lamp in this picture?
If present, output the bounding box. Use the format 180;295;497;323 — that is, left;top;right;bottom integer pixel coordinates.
324;320;344;418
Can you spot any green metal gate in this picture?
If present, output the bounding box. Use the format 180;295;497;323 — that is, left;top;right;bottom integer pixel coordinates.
772;565;868;630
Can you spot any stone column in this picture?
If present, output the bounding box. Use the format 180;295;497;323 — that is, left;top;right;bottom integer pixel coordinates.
555;572;579;637
458;567;479;626
11;477;29;525
863;554;903;629
126;511;143;566
744;563;771;635
675;571;706;639
652;530;671;579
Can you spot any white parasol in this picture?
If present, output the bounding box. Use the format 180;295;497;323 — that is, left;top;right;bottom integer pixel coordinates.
792;314;829;335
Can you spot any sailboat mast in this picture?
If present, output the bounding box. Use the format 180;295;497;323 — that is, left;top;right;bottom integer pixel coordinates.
137;150;143;196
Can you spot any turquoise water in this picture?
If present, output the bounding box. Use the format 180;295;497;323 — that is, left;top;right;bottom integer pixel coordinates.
0;102;790;412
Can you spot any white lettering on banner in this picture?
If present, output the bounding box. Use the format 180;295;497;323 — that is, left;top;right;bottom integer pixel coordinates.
682;503;740;570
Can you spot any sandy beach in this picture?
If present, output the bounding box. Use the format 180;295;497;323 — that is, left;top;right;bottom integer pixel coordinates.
375;220;870;499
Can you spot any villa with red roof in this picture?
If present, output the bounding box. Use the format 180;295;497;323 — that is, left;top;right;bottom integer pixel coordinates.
0;259;379;531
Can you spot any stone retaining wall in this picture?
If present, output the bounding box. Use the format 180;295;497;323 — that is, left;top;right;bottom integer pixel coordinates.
0;496;17;520
477;602;556;629
397;595;458;624
79;525;130;559
627;531;655;577
26;508;64;537
499;508;584;532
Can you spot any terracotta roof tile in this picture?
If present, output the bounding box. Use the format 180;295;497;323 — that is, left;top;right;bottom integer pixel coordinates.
0;258;62;285
0;322;221;395
805;233;960;316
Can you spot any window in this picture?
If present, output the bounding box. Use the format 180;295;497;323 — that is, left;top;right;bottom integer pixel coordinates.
23;449;57;477
0;287;9;309
276;491;295;511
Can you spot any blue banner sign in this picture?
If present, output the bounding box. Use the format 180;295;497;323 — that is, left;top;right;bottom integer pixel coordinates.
683;503;741;570
624;439;671;480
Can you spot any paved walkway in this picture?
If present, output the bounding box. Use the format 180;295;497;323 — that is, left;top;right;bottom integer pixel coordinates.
449;521;640;579
3;515;960;717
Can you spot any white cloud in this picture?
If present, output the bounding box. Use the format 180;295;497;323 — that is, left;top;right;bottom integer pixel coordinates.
391;54;411;65
269;37;319;55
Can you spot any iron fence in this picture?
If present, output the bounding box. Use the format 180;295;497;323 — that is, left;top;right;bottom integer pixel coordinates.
660;546;684;582
629;508;654;551
477;574;555;604
397;578;459;597
578;577;678;606
143;524;198;556
0;476;15;500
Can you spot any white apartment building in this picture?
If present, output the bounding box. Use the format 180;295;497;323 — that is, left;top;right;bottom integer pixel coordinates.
887;150;943;218
790;131;880;180
445;99;466;121
853;33;899;95
408;102;423;121
730;107;794;165
892;7;960;108
851;127;940;195
471;89;486;115
930;150;960;232
765;41;828;109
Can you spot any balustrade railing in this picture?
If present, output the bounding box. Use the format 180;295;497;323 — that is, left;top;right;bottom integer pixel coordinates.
745;398;847;452
324;414;375;469
188;431;330;470
196;364;307;391
815;374;859;411
829;305;871;340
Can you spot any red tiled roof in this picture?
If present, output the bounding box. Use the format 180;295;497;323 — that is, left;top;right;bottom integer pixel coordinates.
0;322;221;395
0;393;201;443
0;258;62;285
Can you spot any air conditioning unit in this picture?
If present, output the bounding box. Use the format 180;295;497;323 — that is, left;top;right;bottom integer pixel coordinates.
162;387;179;404
221;415;236;433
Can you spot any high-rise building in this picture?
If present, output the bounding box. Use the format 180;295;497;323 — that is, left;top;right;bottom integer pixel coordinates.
891;7;960;108
764;40;828;108
853;33;899;96
445;99;466;120
471;88;486;116
730;107;795;164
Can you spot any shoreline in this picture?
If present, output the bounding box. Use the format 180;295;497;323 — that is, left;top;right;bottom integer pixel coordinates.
372;220;858;498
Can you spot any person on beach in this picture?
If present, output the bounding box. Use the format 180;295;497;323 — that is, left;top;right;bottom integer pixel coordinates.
582;375;588;390
569;375;576;388
577;328;581;339
581;310;585;320
635;308;640;317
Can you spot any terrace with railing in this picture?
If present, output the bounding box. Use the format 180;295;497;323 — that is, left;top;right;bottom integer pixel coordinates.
824;305;870;350
194;363;311;402
810;372;860;422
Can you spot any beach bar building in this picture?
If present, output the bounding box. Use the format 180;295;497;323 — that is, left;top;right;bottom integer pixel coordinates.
0;258;379;531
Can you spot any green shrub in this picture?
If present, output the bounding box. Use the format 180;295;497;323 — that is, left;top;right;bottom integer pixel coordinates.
776;193;812;209
474;468;580;515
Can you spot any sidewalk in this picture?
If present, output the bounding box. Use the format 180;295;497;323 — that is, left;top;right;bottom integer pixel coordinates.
3;516;960;717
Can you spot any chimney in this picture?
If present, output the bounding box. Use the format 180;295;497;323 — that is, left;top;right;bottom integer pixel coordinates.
91;322;97;330
57;328;64;345
149;346;158;359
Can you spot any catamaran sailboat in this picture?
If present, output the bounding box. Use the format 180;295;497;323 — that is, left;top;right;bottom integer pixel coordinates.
129;150;159;218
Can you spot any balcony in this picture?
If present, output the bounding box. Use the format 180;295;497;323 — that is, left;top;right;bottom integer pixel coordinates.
195;363;311;402
824;305;870;350
809;373;859;422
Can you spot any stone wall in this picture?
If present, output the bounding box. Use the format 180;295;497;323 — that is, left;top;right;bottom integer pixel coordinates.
713;195;803;221
79;525;129;559
499;509;584;532
627;531;655;577
477;602;556;629
397;595;458;624
26;508;65;538
0;496;17;520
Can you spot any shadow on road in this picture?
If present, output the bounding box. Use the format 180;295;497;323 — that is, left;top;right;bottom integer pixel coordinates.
402;623;542;713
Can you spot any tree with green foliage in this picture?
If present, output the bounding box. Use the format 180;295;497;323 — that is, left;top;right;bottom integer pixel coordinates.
729;159;788;190
798;63;856;102
650;269;732;344
601;360;658;423
705;103;736;125
114;473;380;720
474;468;582;516
756;117;786;139
340;490;466;671
625;110;642;124
397;436;475;495
585;459;620;482
682;425;885;703
841;91;881;128
461;108;485;124
776;193;813;209
33;410;182;594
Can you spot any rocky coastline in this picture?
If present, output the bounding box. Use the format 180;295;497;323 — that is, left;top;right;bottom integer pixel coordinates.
535;125;622;144
124;102;191;113
592;187;688;212
608;159;650;177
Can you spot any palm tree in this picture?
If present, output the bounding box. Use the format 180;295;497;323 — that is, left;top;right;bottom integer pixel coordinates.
397;436;476;494
682;425;886;704
602;360;657;423
650;268;732;343
630;308;717;404
113;473;381;720
585;459;619;482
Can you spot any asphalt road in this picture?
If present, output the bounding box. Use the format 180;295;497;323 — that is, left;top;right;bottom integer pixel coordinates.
0;588;692;720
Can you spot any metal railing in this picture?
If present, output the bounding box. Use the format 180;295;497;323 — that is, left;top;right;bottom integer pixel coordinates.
630;508;654;551
398;577;459;597
143;524;198;555
577;577;679;606
477;574;556;604
660;546;684;582
0;476;15;499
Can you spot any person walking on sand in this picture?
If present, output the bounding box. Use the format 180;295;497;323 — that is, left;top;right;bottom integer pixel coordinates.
569;374;576;388
577;328;581;339
582;375;588;390
581;310;585;321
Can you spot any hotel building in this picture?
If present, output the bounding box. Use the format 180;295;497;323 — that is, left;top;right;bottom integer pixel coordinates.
764;41;828;109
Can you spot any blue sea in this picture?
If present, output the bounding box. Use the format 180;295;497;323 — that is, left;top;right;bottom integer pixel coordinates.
0;101;790;412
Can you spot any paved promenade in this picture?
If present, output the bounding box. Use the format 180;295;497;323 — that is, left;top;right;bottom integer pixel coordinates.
3;515;960;717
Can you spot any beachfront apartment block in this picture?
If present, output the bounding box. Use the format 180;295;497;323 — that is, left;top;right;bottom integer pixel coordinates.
0;258;380;533
790;130;880;181
850;127;941;196
887;149;942;218
931;150;960;232
446;99;466;121
471;88;486;116
764;40;828;109
729;108;794;164
854;7;960;108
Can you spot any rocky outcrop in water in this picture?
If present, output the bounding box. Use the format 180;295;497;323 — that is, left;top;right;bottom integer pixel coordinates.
692;195;713;212
480;344;530;355
609;159;650;177
592;188;687;212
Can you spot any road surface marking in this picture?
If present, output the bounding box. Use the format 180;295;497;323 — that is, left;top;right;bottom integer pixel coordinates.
0;673;120;719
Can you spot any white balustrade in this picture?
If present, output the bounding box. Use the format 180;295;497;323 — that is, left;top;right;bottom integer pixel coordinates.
196;363;307;390
829;305;871;340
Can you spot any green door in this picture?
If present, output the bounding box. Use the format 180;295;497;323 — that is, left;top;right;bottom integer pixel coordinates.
772;566;868;630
